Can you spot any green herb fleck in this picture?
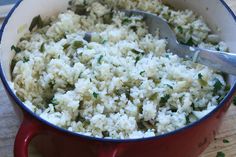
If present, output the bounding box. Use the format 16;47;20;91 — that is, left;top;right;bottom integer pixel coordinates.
170;106;177;112
103;12;113;24
135;56;140;65
39;43;45;52
140;71;145;76
93;92;99;99
75;5;89;15
160;94;170;105
50;98;57;106
185;37;196;46
216;47;220;51
23;57;29;63
165;54;170;58
63;43;70;50
217;95;225;104
101;39;107;44
98;55;103;64
223;139;229;143
122;18;132;25
177;26;183;34
198;73;207;86
198;73;203;79
75;114;90;127
131;49;144;55
166;84;173;89
213;78;223;94
29;15;44;32
49;81;55;88
102;131;109;137
225;84;231;91
186;115;190;123
150;93;158;100
72;41;84;49
216;151;225;157
11;45;21;53
137;104;143;114
130;25;137;32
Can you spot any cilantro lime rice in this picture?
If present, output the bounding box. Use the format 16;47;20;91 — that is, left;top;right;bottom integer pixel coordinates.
10;0;229;139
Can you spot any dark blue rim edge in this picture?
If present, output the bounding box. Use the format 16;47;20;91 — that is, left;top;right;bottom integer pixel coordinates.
0;0;236;143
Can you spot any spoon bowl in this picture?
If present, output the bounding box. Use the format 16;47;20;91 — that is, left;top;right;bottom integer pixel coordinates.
124;10;236;75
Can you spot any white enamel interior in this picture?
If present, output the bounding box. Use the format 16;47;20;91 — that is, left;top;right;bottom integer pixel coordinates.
0;0;236;84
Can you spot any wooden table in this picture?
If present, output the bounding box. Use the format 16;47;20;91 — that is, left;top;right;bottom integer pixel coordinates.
0;1;236;156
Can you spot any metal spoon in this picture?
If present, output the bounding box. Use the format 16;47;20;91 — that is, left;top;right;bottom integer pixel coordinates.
84;10;236;75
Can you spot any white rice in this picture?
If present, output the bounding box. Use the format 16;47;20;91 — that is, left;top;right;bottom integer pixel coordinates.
10;0;228;139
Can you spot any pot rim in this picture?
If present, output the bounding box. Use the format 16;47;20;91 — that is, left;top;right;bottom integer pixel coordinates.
0;0;236;143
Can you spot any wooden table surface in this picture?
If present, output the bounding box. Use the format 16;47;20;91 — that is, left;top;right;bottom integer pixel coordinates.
0;1;236;157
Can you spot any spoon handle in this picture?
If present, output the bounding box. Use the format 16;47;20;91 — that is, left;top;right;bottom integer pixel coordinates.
177;44;236;75
196;48;236;75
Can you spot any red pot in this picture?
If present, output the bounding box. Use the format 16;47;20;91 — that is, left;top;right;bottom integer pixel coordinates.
0;0;236;157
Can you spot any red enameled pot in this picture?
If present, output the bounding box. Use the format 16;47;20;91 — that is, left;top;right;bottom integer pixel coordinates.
0;0;236;157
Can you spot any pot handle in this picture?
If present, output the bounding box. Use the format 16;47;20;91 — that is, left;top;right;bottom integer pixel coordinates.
14;113;44;157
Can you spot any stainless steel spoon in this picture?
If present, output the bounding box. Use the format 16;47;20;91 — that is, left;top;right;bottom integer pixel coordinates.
84;10;236;75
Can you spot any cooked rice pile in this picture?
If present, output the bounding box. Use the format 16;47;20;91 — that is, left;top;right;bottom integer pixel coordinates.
11;0;228;139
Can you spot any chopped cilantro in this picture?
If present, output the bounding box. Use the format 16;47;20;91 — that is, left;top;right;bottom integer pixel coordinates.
103;12;113;24
23;57;29;63
98;55;103;64
198;73;207;86
137;104;143;114
150;93;158;100
198;73;203;79
166;84;173;89
177;26;183;34
140;71;145;76
185;37;196;46
11;45;21;53
217;95;225;104
39;43;45;52
130;25;137;32
216;47;220;51
131;49;144;55
78;72;83;78
50;98;57;106
160;94;170;105
135;56;140;65
93;92;99;98
186;115;190;124
72;41;84;49
75;5;89;15
29;15;44;32
122;18;132;25
75;114;86;123
165;54;170;58
19;37;30;42
101;39;107;44
63;43;70;50
49;81;55;88
213;78;223;94
223;139;229;143
216;151;225;157
102;131;109;137
225;84;231;91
